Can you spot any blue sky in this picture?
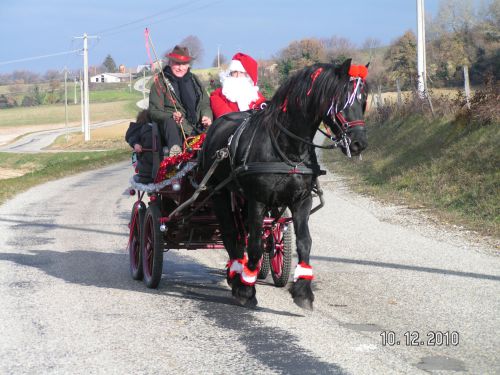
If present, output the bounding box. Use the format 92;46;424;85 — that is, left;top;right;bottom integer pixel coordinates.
0;0;443;74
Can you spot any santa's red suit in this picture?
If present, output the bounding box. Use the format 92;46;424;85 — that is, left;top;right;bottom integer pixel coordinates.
210;53;267;119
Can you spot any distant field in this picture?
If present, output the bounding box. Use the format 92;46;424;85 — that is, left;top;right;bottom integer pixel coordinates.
0;100;137;127
0;81;141;100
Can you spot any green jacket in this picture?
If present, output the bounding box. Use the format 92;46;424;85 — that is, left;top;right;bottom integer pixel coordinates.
148;69;212;135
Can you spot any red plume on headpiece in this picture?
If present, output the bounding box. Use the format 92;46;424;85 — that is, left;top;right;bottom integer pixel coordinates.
348;65;368;79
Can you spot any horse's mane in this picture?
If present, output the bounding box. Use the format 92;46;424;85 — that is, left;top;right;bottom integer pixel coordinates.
254;62;351;130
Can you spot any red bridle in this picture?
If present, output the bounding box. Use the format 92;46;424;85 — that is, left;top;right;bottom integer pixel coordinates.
335;112;366;130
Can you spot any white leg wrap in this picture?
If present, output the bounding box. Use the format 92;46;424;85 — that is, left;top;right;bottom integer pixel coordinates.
240;264;258;286
293;262;314;282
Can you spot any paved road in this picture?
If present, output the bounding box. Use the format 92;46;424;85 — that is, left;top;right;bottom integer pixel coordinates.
0;120;127;153
0;162;498;374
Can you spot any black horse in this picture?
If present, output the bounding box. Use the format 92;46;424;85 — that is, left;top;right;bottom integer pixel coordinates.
200;59;368;309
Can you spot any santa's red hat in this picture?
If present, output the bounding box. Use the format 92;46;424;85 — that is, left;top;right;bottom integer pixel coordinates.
228;53;258;85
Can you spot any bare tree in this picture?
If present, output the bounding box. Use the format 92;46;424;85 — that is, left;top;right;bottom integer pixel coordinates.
11;70;40;84
180;35;204;66
321;36;358;64
212;53;227;67
44;70;63;81
276;38;326;80
435;0;478;33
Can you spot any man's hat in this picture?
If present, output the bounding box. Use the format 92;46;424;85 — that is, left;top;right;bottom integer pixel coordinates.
166;45;192;63
228;53;258;85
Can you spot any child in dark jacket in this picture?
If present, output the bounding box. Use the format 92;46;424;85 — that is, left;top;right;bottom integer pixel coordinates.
125;110;154;183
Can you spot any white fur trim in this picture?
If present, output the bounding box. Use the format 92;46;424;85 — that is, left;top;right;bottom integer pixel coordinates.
240;267;258;285
229;259;244;274
228;59;245;73
293;263;313;282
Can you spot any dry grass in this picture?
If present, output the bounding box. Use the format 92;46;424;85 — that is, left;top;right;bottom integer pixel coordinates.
48;121;131;150
0;167;32;180
367;87;469;111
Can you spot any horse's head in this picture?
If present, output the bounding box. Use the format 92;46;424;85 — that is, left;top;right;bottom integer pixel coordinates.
324;60;369;157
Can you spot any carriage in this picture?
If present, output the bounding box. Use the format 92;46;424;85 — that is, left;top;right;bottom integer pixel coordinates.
126;60;369;309
127;131;298;289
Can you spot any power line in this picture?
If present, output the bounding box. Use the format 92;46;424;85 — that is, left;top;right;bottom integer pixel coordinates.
95;0;207;36
96;0;225;38
0;49;82;66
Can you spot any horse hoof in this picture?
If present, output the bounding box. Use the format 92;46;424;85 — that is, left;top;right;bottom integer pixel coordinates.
293;297;313;311
231;278;257;307
234;294;258;308
290;279;314;310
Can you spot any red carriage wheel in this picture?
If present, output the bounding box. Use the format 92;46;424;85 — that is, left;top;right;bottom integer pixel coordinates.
141;203;164;289
270;212;293;287
128;201;146;280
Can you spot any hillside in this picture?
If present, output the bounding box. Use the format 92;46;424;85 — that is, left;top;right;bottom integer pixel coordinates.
322;92;499;239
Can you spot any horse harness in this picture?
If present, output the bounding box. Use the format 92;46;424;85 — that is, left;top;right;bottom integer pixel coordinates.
226;114;324;187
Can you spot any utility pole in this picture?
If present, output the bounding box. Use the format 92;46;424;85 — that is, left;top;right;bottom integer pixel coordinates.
64;68;68;141
74;76;77;104
217;45;220;69
79;71;84;133
82;33;90;141
74;33;98;141
416;0;427;98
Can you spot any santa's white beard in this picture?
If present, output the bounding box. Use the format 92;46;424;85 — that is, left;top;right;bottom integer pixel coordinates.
221;75;259;111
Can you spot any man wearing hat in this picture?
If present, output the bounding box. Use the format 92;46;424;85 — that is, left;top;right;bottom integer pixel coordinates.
210;52;266;119
149;45;212;156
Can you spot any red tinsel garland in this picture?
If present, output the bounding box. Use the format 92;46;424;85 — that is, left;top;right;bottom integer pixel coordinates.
154;133;206;183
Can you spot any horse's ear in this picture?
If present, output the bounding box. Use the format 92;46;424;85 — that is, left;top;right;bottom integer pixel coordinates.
365;62;370;69
339;58;352;76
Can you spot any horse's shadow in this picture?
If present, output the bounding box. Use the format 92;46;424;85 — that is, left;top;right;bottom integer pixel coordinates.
0;248;302;317
0;249;349;373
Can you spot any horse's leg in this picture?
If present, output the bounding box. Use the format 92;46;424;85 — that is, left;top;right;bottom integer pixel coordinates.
231;198;265;307
289;195;315;310
212;189;244;283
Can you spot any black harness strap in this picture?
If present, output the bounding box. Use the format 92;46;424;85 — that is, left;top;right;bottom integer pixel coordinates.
237;162;322;176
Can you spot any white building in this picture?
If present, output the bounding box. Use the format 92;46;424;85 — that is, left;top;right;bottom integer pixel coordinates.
90;72;130;83
136;64;151;74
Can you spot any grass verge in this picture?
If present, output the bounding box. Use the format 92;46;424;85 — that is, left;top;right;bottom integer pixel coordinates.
0;150;130;206
322;114;499;239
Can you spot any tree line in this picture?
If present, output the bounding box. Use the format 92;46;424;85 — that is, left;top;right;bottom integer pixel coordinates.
270;0;498;92
1;0;497;106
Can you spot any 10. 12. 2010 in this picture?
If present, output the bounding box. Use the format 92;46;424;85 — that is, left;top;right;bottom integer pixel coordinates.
380;331;459;346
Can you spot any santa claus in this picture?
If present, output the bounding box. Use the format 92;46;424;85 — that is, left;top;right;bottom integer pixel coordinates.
210;53;267;119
